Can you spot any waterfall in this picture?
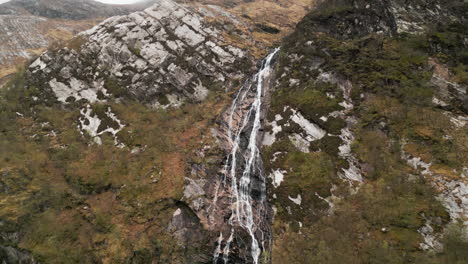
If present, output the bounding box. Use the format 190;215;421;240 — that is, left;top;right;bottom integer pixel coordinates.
214;48;280;264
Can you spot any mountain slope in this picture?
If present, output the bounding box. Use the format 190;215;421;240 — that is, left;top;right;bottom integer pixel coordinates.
0;0;158;84
0;0;466;263
0;0;312;84
0;0;157;20
0;15;98;77
0;1;265;262
262;0;467;263
27;0;258;108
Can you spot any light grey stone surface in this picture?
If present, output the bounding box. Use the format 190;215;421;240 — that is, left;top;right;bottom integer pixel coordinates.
28;0;253;108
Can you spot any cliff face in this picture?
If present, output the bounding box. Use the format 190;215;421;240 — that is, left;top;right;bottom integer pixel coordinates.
0;0;467;263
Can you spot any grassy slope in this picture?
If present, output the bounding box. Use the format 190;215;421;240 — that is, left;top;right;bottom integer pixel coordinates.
264;3;467;264
0;67;232;262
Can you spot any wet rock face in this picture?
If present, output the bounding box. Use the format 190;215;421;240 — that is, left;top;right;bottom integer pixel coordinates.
27;0;254;108
180;52;280;263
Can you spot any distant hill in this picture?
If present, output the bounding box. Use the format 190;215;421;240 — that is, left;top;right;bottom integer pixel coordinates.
0;0;157;20
0;0;157;82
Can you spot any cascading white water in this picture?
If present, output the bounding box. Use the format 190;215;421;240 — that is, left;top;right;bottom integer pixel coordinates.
214;48;280;264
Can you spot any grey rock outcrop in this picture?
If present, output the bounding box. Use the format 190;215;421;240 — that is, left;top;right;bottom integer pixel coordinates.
0;220;36;264
0;246;37;264
27;0;255;108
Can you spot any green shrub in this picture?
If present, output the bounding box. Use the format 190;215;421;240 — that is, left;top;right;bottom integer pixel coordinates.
104;78;130;99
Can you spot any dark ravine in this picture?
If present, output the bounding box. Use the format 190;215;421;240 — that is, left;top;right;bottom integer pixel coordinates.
211;48;280;264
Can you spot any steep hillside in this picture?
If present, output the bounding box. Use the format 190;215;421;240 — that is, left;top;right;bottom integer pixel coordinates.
263;0;467;263
0;0;314;84
0;0;265;262
0;0;466;263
